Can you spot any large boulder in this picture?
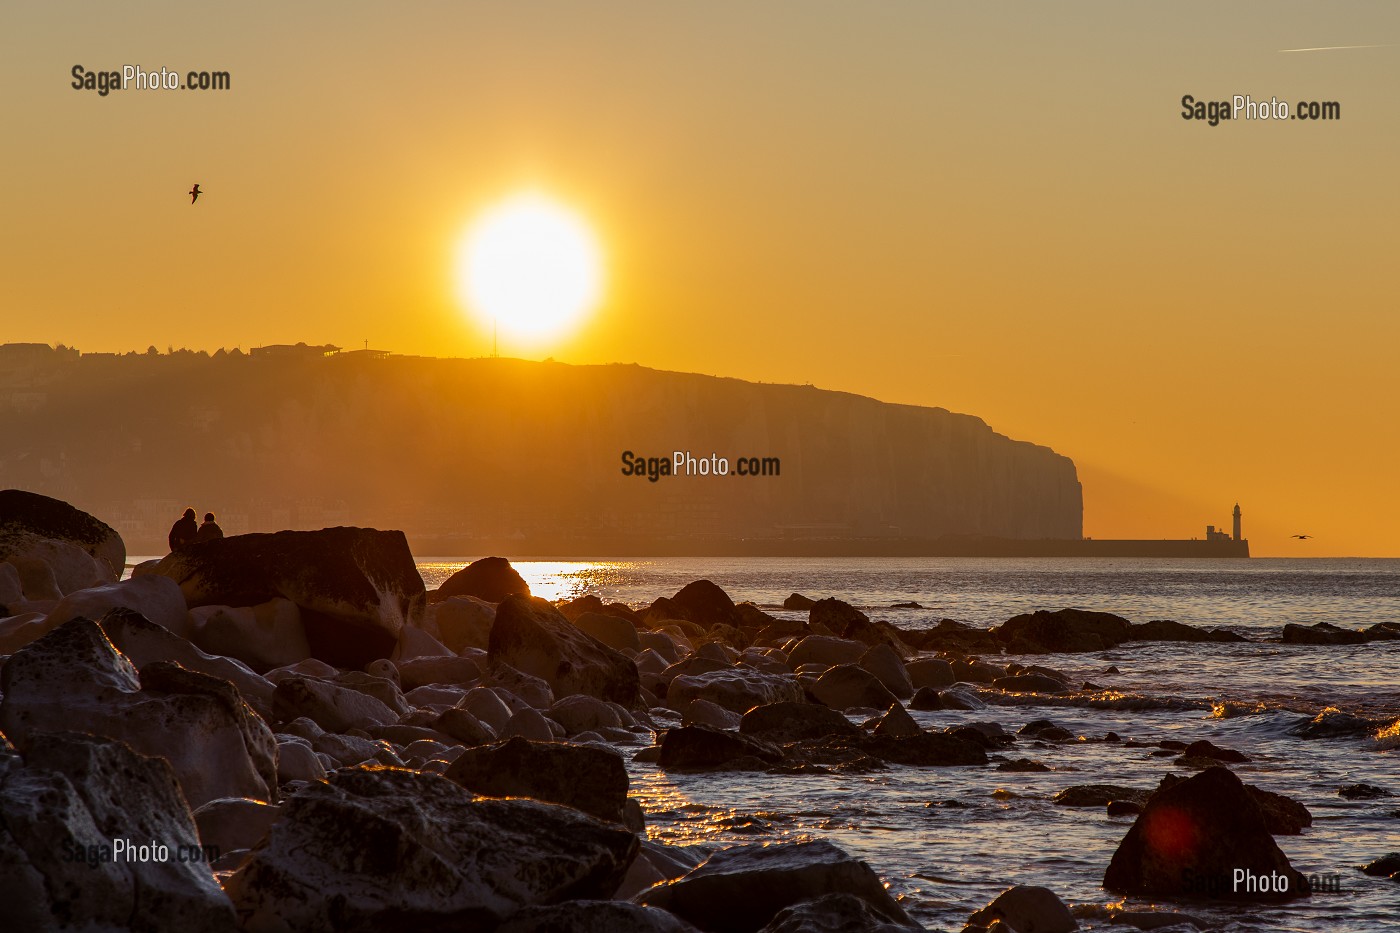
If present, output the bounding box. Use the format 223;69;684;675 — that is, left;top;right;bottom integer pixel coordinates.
667;668;805;715
0;488;125;584
995;608;1133;653
739;701;861;744
187;598;310;673
1104;767;1311;900
967;885;1076;933
809;664;898;711
858;644;914;699
424;595;496;652
759;893;918;932
46;574;190;636
575;611;642;653
225;766;639;931
436;556;531;602
670;580;738;629
637;839;916;933
1281;622;1369;645
446;736;630;824
658;725;785;771
786;635;867;669
148;527;425;669
489;595;640;705
0;731;237;933
0;618;278;807
272;675;399;733
904;658;956;690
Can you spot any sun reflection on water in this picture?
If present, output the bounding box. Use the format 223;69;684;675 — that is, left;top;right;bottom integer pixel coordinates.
416;559;647;603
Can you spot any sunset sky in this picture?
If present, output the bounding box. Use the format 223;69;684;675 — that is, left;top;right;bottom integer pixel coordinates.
4;3;1398;555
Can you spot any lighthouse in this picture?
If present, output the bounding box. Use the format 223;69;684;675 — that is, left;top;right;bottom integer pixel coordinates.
1233;503;1242;542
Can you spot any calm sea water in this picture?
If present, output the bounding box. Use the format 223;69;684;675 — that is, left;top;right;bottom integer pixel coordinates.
419;557;1400;932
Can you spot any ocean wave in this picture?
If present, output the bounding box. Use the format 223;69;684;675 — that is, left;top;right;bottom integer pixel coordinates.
974;689;1210;713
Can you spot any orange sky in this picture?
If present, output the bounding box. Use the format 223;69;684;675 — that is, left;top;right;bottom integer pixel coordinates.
4;3;1399;555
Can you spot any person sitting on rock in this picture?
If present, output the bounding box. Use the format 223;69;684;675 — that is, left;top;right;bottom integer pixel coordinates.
197;512;225;542
168;507;199;551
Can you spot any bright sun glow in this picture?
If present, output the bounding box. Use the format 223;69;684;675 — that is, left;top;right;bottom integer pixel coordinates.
456;192;603;345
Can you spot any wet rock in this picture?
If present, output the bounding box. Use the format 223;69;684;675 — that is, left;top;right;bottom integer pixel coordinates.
810;664;899;711
993;673;1069;694
436;555;531;602
997;758;1051;773
859;644;914;699
905;657;956;690
576;610;643;653
1019;719;1073;741
1;618;278;808
1281;621;1368;645
667;667;805;714
909;686;942;711
490;595;640;705
967;884;1076;933
1054;785;1152;808
809;598;910;653
1181;739;1249;763
272;675;398;733
1339;783;1391;800
638;839;915;933
1107;800;1144;817
936;685;985;711
1290;707;1379;739
950;659;1001;684
783;593;816;611
786;635;868;669
0;731;236;932
995;608;1133;653
149;526;426;669
1359;853;1400;877
906;618;999;654
758;892;919;931
683;698;744;731
188;598;310;672
1105;909;1206;930
1104;766;1311;900
1246;786;1312;835
226;766;638;931
858;731;988;767
446;736;630;823
1129;619;1245;643
498;901;702;932
659;725;785;771
873;702;922;738
739;701;861;744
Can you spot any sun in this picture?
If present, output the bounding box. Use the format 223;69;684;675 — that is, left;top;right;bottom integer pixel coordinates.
455;192;603;346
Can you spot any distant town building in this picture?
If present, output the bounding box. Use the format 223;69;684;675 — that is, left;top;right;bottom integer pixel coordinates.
1206;503;1244;542
249;342;341;359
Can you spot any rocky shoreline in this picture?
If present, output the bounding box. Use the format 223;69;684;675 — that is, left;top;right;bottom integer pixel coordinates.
2;491;1397;932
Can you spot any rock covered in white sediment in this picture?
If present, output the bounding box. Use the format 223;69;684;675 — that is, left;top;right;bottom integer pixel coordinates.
0;488;125;577
0;610;51;654
193;797;282;854
100;606;276;719
396;654;484;690
0;618;278;808
637;839;917;932
188;597;309;673
393;622;454;660
275;736;326;783
271;674;399;733
666;667;805;714
966;884;1077;933
47;573;190;636
148;526;426;669
0;731;237;932
225;766;639;932
489;595;640;705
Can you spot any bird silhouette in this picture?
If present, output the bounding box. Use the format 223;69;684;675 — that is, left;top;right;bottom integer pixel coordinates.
1290;534;1313;540
189;184;201;204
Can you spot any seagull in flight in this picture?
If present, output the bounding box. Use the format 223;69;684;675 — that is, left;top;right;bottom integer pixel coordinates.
189;184;201;204
1290;534;1313;540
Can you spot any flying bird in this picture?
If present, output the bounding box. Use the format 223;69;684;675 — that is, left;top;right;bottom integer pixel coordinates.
189;184;201;204
1290;534;1313;540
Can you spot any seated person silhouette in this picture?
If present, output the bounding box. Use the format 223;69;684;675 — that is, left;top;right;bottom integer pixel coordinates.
197;512;225;542
168;508;199;551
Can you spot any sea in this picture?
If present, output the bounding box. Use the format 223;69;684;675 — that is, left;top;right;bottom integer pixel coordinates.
414;556;1399;932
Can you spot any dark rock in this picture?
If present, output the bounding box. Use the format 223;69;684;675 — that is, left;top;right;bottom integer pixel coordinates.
859;644;915;699
636;839;916;933
992;673;1068;694
904;657;956;690
659;725;785;771
936;685;985;710
1130;619;1246;643
1364;622;1400;641
1104;767;1311;900
810;664;899;711
1359;853;1400;877
446;736;629;824
858;731;987;767
740;701;861;744
0;731;237;932
1019;719;1073;741
671;580;738;629
758;892;918;932
1248;786;1312;835
1290;707;1379;739
905;618;999;654
997;758;1051;773
809;598;910;653
1055;784;1151;808
1339;783;1391;800
950;659;1000;684
909;686;941;711
668;668;805;715
498;901;701;932
995;608;1133;653
0;488;126;582
149;526;425;668
490;595;640;705
1107;800;1144;817
436;555;531;603
967;884;1076;933
226;766;639;930
782;593;817;611
1182;740;1249;763
1282;621;1368;645
273;674;399;733
872;702;921;738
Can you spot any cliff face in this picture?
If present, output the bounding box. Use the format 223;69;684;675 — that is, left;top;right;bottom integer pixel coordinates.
0;351;1082;551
